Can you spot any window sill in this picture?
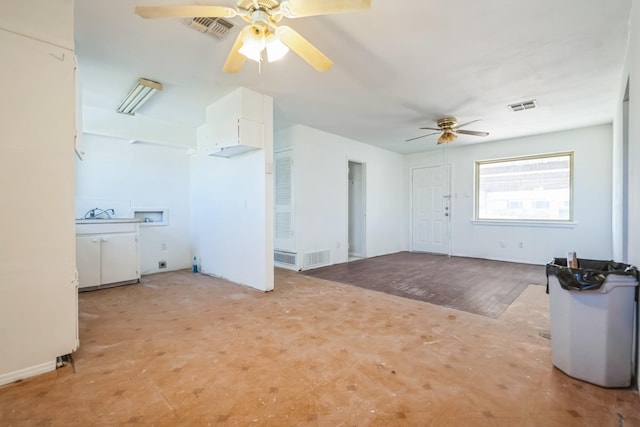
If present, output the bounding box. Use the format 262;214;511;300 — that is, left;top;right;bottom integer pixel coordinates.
471;220;577;228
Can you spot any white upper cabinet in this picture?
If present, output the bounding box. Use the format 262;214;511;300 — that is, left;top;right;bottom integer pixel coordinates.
204;88;265;157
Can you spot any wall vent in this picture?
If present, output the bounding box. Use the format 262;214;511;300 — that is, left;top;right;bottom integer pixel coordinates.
187;17;234;39
302;250;331;270
508;100;537;112
274;250;297;268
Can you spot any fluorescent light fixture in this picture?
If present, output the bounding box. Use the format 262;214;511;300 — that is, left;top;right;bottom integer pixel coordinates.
117;78;162;115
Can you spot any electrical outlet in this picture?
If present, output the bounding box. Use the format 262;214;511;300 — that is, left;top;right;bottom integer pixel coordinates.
518;241;524;248
159;261;167;269
500;240;506;248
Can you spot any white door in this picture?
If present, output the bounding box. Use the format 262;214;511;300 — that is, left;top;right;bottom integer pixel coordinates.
348;161;366;258
274;150;294;251
411;165;451;254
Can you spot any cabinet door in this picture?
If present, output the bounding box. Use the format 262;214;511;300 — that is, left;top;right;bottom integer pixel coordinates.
100;233;139;285
76;236;101;288
238;118;263;149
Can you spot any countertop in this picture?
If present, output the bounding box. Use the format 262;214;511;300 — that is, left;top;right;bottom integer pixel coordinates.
75;218;140;224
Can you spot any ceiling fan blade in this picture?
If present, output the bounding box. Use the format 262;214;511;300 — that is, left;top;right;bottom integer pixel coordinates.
419;127;442;131
135;5;237;19
454;119;481;129
275;26;333;72
406;132;439;142
223;27;249;73
456;129;490;137
281;0;371;18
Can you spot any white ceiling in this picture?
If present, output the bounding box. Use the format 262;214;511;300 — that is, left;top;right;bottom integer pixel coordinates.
75;0;632;154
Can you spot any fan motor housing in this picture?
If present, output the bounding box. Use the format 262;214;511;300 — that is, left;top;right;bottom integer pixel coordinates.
437;117;457;129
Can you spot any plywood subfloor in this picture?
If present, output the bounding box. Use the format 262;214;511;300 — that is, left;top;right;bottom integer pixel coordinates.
302;252;546;318
0;269;638;426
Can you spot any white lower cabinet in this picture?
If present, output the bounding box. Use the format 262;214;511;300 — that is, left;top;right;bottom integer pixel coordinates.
76;221;140;290
76;235;102;288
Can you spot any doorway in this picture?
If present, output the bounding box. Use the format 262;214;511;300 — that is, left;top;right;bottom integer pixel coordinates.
348;161;366;260
411;165;451;254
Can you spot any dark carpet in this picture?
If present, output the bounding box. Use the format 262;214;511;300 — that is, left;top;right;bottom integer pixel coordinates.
300;251;547;319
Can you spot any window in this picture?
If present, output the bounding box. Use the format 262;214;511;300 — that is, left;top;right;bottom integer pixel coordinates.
475;152;573;222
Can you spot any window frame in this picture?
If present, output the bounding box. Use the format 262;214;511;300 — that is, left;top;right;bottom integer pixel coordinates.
474;151;574;223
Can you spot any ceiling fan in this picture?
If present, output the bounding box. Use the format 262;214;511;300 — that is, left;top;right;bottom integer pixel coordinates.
135;0;371;73
406;117;490;144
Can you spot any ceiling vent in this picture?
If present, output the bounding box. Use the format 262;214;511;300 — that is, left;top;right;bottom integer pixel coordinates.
508;100;537;112
187;17;234;39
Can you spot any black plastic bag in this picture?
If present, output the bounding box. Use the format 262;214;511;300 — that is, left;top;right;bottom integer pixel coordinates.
546;258;639;292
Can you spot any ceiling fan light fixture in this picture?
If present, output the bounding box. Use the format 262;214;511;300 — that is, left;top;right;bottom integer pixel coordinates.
238;25;266;62
238;43;262;62
265;32;289;62
437;130;457;144
409;117;488;144
136;0;372;73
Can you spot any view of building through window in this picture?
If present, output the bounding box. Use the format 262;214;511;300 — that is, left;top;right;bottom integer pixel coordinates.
476;152;572;221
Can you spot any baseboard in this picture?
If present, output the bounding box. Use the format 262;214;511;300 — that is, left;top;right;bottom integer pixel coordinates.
0;360;56;387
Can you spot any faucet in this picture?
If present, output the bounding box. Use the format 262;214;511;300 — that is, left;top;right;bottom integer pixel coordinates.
83;208;115;219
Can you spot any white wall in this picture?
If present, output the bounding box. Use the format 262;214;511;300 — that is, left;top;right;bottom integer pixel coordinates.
276;125;407;266
190;88;274;291
0;0;73;50
625;0;640;267
406;125;613;265
613;0;640;391
76;134;192;274
0;0;77;385
611;82;627;262
612;6;633;263
82;106;195;149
